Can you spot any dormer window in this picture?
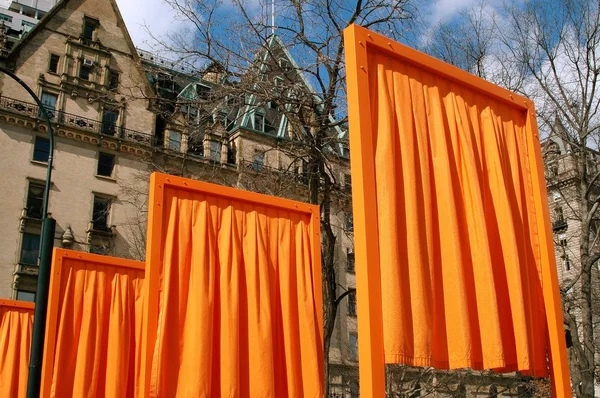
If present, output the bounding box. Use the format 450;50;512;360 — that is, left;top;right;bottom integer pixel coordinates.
108;70;119;91
196;84;211;101
82;17;98;42
278;58;291;72
254;112;264;132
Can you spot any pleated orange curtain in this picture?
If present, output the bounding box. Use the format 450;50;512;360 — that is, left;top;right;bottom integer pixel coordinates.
367;50;548;375
41;250;145;398
144;176;323;397
0;300;33;398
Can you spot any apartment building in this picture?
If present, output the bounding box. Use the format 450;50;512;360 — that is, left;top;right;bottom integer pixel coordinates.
0;0;57;46
542;133;600;397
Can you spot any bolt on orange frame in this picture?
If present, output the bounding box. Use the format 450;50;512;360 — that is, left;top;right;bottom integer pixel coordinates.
344;24;570;397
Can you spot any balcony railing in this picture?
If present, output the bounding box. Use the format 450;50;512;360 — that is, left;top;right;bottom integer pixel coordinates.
552;219;568;231
0;95;154;146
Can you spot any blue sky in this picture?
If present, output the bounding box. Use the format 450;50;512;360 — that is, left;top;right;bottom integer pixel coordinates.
115;0;480;50
115;0;183;49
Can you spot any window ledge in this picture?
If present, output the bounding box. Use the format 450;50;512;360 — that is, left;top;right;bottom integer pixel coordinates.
30;160;48;167
95;174;116;182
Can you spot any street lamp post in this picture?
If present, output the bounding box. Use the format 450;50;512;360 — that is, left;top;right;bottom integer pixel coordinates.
0;66;56;398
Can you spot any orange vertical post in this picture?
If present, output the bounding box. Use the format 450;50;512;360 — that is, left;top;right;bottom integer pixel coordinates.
525;110;572;397
139;172;165;398
343;24;386;398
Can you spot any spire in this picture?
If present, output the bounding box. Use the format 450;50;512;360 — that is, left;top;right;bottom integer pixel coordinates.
271;0;275;35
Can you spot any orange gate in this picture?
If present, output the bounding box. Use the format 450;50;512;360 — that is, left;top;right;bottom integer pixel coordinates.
344;24;570;397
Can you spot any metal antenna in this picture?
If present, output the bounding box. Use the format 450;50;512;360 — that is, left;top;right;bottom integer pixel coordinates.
271;0;275;35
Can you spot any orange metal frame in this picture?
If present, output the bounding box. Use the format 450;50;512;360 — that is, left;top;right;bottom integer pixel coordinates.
139;172;323;397
40;249;144;398
344;24;571;397
0;299;35;311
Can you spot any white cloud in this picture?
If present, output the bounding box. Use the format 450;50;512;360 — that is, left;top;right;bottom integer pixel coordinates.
115;0;181;49
425;0;480;26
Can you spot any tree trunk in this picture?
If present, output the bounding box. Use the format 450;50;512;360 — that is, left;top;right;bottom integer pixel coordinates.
579;152;595;398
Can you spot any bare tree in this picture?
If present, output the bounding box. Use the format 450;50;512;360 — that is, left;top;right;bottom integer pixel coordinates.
137;0;418;394
426;0;600;395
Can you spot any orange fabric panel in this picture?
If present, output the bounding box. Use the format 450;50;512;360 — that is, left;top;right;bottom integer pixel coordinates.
43;250;145;398
147;183;323;397
0;300;33;398
366;49;548;376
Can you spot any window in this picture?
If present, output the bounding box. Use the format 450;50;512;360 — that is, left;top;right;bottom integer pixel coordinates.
345;212;354;232
347;292;356;316
410;383;421;398
40;91;57;120
553;191;561;202
558;233;567;248
210;141;221;163
555;207;564;221
20;233;40;265
92;195;111;231
350;382;359;398
101;110;119;136
97;152;115;177
188;135;204;157
563;256;571;271
297;159;309;185
168;131;182;152
347;249;355;273
0;13;12;23
349;333;358;361
253;152;264;172
32;136;50;162
16;290;35;302
26;181;44;219
254;113;265;132
90;245;108;255
79;64;92;80
196;84;211;101
488;384;498;398
517;386;529;398
457;383;467;398
273;77;284;93
82;17;97;41
278;58;291;72
48;54;60;74
341;142;350;159
344;173;352;193
227;142;237;164
108;69;119;91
